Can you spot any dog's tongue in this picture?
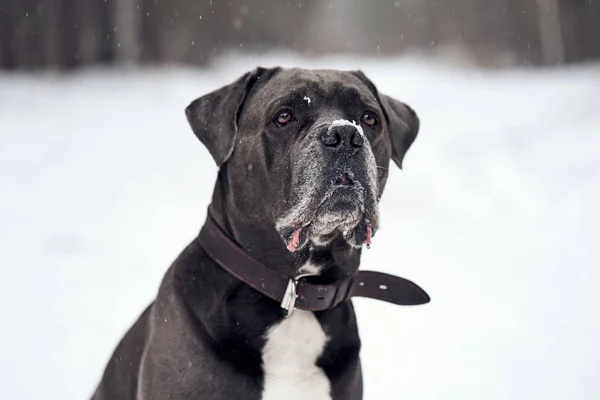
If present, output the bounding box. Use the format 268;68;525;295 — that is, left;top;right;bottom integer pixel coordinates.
353;220;375;249
286;228;302;252
286;223;372;252
366;224;372;249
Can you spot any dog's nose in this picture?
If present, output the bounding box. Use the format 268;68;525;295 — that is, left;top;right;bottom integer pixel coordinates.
321;124;364;153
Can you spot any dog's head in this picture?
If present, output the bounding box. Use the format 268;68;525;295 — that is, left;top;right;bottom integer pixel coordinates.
186;67;419;252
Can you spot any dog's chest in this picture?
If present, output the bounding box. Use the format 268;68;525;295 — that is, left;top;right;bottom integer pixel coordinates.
261;310;332;400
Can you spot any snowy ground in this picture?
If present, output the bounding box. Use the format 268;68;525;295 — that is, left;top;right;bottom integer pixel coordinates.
1;54;599;400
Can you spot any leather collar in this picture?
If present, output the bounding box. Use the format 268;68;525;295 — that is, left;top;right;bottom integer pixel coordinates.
198;216;430;317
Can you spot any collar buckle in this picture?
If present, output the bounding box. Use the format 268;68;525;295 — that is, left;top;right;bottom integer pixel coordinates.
281;273;311;317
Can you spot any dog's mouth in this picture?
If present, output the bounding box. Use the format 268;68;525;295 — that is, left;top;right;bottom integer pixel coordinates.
280;172;376;252
323;173;358;203
335;173;354;186
284;222;372;253
285;226;308;252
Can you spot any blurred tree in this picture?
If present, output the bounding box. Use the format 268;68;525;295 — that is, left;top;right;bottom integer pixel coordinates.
61;0;83;68
536;0;565;65
113;0;141;65
0;0;15;68
140;0;160;63
560;0;600;63
0;0;598;70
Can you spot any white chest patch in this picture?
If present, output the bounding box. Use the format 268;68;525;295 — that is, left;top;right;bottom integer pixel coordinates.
261;310;331;400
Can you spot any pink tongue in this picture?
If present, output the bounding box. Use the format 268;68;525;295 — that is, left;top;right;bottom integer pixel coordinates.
286;228;302;252
365;224;372;249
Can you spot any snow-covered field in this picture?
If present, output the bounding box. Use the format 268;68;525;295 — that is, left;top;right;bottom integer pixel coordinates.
1;54;599;400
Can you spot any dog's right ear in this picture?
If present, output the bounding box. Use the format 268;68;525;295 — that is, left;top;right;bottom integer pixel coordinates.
351;70;420;170
185;67;279;166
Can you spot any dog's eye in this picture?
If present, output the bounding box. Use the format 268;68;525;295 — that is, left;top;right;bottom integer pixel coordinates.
275;110;293;126
361;111;377;127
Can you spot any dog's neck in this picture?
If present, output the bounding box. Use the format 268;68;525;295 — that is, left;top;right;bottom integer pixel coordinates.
208;169;360;283
208;169;362;283
170;171;365;388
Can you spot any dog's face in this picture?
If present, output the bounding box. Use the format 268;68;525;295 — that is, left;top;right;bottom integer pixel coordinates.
186;67;419;252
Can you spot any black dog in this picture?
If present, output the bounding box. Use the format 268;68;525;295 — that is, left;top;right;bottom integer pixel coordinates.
92;67;426;400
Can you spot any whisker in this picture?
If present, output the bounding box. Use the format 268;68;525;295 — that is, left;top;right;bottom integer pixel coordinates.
376;165;388;170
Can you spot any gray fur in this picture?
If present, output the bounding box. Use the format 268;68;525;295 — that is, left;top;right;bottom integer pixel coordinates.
276;119;379;250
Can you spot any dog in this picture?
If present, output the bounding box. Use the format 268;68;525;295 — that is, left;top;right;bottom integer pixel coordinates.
92;67;426;400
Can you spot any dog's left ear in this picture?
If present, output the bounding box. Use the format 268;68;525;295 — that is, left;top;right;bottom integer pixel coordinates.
352;70;420;169
185;67;279;166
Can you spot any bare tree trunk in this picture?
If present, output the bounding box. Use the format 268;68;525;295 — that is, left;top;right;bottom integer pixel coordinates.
40;0;63;69
62;0;82;68
113;0;141;65
0;0;15;68
140;0;159;63
78;0;114;66
507;0;544;65
79;0;100;66
559;0;600;63
535;0;565;65
98;0;114;63
13;0;36;68
157;0;191;65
